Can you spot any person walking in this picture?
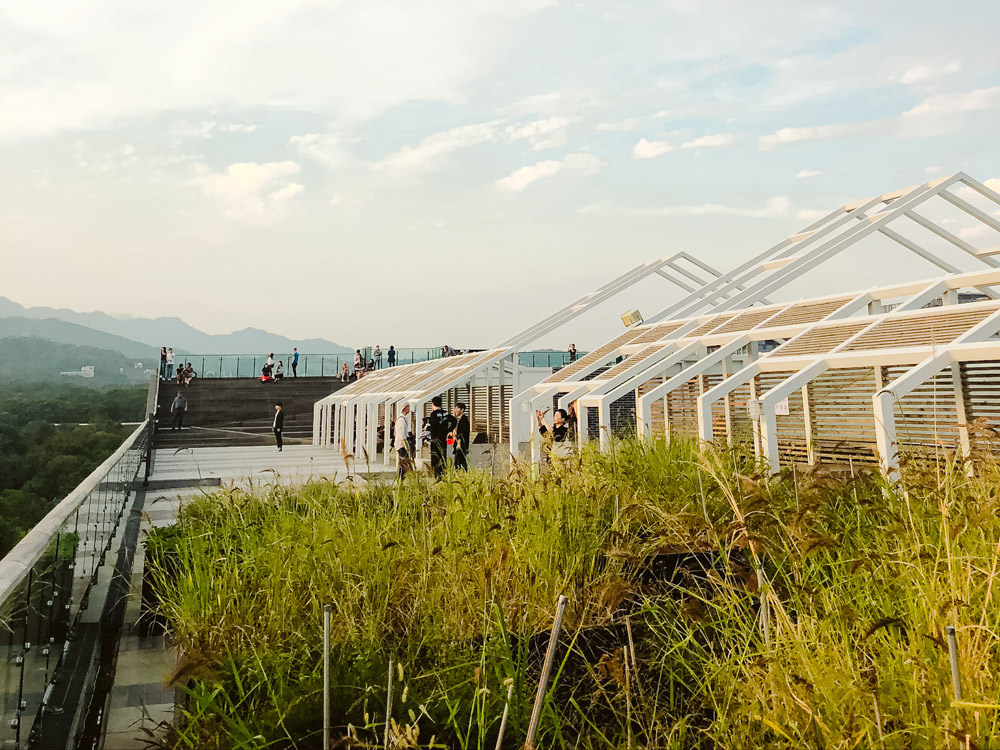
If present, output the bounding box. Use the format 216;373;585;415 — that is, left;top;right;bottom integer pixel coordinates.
170;392;187;430
387;346;396;367
166;347;175;380
273;402;284;451
292;347;299;377
427;396;457;480
394;403;413;479
452;402;471;471
159;347;167;380
374;345;382;369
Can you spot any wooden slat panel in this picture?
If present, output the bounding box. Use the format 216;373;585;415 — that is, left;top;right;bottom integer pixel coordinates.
844;306;1000;351
763;297;854;328
772;322;870;357
886;366;961;454
542;329;646;383
806;368;879;464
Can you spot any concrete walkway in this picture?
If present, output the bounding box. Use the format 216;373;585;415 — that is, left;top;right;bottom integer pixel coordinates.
147;444;394;488
103;445;392;748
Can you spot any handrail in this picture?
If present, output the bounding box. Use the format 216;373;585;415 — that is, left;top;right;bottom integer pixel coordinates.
0;420;149;607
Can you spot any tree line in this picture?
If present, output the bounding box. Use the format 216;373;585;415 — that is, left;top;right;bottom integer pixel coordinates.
0;384;146;556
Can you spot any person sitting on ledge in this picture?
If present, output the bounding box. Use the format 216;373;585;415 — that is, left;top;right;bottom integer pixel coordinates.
182;363;197;386
274;361;284;381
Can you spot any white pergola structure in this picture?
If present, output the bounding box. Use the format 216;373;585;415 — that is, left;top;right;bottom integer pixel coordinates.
508;172;1000;478
314;171;1000;478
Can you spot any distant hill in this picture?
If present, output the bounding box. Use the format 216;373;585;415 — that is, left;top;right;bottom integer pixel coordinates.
0;296;351;354
0;336;153;386
0;317;157;358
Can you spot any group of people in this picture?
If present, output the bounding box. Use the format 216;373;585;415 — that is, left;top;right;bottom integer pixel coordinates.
261;349;299;382
160;348;197;386
350;346;398;380
393;397;470;480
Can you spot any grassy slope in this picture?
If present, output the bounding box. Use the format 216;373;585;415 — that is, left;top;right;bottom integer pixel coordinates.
148;440;1000;749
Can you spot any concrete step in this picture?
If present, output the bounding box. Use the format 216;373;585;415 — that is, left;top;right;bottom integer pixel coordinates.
154;377;345;449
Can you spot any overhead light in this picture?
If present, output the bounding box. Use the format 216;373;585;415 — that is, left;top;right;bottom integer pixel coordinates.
620;309;643;327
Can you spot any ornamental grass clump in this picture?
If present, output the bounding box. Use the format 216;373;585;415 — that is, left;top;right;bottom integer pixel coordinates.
148;439;1000;749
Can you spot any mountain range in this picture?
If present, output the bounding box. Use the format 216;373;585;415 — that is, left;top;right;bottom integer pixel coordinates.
0;296;351;356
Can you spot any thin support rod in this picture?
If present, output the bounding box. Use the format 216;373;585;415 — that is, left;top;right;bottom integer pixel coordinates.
525;595;569;749
323;604;331;749
947;625;963;702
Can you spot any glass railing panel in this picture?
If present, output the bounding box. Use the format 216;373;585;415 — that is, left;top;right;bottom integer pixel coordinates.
0;422;149;746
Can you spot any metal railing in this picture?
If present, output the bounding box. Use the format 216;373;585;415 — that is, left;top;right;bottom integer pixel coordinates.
0;419;151;747
167;350;587;379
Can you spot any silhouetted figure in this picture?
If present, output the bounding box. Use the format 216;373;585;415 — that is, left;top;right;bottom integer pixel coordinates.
452;402;470;471
427;396;456;479
273;402;284;451
171;392;186;430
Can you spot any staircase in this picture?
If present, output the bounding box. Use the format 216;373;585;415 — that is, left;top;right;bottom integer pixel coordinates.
155;377;345;448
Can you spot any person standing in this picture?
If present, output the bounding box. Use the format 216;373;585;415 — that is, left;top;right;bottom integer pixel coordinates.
387;346;396;367
166;348;175;380
170;392;187;430
427;396;457;479
292;347;299;377
568;344;577;363
536;408;571;459
353;349;362;377
273;402;284;451
394;403;412;479
452;402;471;472
159;347;167;380
374;345;382;369
264;353;274;379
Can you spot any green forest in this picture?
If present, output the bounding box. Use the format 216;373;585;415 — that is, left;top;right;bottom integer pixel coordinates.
0;383;146;556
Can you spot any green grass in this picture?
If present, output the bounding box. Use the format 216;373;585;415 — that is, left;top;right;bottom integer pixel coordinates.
147;439;1000;748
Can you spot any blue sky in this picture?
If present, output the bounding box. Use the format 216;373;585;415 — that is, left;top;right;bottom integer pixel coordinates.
1;0;999;349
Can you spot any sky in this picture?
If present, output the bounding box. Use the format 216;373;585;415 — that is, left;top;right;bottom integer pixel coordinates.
2;0;999;350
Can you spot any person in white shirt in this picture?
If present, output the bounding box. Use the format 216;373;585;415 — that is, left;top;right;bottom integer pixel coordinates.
394;404;413;479
166;348;175;380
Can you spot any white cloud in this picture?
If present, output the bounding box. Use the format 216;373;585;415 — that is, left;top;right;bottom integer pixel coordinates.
797;208;830;221
985;178;1000;193
329;192;345;206
795;169;823;179
497;152;603;192
633;132;735;159
899;61;961;86
0;2;553;139
758;121;880;150
374;120;502;178
760;85;1000;149
289;132;349;167
633;138;675;159
190;161;304;225
504;117;572;150
580;195;790;218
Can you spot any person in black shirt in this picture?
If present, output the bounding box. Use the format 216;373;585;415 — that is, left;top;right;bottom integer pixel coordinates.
452;402;471;471
427;396;457;479
273;402;284;451
536;407;572;459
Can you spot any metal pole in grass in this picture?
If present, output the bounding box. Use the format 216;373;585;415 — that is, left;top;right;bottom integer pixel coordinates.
525;595;568;750
494;680;514;750
947;625;963;701
323;605;331;749
384;659;394;750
